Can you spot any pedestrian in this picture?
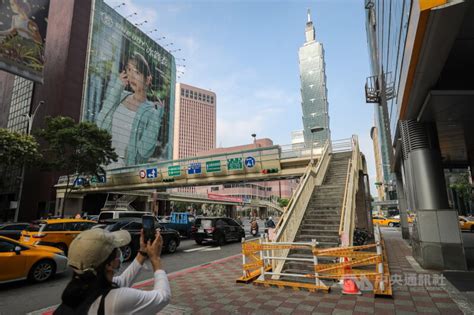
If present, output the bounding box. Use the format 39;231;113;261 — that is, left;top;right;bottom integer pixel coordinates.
54;228;170;314
266;216;276;229
74;213;81;219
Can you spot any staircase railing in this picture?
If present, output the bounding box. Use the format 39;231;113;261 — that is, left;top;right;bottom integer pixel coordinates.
272;140;332;277
339;135;360;247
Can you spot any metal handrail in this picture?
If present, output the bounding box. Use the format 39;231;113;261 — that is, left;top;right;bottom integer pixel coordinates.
339;135;360;247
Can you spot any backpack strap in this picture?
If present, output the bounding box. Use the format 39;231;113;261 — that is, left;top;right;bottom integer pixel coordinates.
98;288;112;315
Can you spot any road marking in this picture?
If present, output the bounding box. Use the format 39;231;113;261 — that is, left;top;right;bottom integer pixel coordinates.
183;247;207;252
202;246;221;252
183;246;222;252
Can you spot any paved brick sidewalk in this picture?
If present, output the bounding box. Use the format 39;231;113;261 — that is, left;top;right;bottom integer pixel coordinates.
147;229;465;314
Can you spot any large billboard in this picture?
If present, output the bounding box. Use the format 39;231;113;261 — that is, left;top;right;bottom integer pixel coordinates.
0;0;50;82
83;0;176;169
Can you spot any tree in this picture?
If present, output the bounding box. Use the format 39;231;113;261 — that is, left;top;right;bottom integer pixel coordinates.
0;128;41;169
37;116;118;216
277;197;289;208
450;173;472;215
0;129;42;190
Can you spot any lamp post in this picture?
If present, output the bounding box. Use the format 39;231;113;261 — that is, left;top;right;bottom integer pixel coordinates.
15;101;45;221
310;126;324;165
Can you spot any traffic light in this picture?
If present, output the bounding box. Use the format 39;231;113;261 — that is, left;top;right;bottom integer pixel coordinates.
262;168;279;174
163;178;175;182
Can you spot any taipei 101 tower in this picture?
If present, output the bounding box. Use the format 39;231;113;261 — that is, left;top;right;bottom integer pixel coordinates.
298;9;331;145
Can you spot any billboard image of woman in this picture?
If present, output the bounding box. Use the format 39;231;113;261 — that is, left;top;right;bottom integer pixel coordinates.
83;0;175;169
0;0;49;82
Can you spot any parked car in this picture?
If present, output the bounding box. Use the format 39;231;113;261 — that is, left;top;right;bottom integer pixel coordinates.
372;216;400;227
0;222;32;240
0;236;68;283
98;211;152;223
19;219;96;253
459;216;474;232
191;217;245;245
160;212;195;238
100;218;181;261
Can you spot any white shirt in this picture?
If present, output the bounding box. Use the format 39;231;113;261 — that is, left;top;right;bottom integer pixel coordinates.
108;103;136;168
87;259;170;315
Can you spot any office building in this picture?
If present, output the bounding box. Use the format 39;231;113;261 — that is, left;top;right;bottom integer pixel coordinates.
173;83;216;159
0;0;176;221
365;0;474;270
298;9;330;145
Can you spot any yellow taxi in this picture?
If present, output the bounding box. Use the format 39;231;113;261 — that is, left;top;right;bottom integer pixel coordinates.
372;215;400;227
459;216;474;232
0;236;68;283
20;219;96;253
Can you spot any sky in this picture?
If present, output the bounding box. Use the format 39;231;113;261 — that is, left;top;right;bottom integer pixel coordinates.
105;0;377;191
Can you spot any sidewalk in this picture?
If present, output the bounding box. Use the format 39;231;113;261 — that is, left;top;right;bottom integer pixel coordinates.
146;228;468;314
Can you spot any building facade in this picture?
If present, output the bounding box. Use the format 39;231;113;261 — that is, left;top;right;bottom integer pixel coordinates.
365;0;474;270
0;0;176;221
298;10;330;146
173;83;216;159
370;126;385;202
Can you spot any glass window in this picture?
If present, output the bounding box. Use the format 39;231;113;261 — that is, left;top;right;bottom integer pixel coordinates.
0;240;16;252
226;219;239;226
98;213;113;221
43;223;65;231
216;219;226;227
125;222;142;230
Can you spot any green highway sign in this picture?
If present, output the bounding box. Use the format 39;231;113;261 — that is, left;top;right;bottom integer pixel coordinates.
227;157;243;171
206;160;221;173
168;165;181;177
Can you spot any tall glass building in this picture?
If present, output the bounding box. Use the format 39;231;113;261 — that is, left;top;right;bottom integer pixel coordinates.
298;10;330;146
365;0;474;270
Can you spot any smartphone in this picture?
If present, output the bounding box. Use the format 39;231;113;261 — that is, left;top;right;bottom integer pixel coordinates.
142;215;156;243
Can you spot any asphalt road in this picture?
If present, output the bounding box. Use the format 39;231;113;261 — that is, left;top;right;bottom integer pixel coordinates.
0;237;246;315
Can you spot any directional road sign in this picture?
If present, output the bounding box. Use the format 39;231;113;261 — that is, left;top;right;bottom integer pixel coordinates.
146;168;158;179
245;156;256;168
227;157;243;171
206;160;221;173
187;162;202;175
168;165;181;177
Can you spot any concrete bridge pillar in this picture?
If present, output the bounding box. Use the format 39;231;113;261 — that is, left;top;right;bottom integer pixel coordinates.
400;120;466;270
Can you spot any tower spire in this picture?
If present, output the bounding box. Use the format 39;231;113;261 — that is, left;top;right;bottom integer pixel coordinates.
304;9;315;43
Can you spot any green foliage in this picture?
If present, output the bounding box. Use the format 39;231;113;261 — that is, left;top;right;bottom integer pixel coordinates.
37;116;118;177
0;128;42;169
277;198;289;208
450;173;472;201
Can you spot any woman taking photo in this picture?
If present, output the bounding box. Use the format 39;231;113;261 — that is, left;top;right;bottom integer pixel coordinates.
54;228;170;314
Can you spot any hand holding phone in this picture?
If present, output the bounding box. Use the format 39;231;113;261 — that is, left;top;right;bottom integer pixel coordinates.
142;215;156;243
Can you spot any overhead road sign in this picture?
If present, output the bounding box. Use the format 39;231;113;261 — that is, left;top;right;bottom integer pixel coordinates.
168;165;181;177
227;158;243;171
146;168;158;179
206;160;221;173
187;162;202;175
245;156;256;168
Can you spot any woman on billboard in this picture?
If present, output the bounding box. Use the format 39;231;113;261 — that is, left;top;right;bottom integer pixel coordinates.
96;51;164;167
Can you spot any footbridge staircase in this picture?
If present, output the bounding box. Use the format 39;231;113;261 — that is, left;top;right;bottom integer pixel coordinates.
270;136;372;281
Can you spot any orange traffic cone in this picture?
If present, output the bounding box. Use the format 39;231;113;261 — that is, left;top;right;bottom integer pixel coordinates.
342;258;361;295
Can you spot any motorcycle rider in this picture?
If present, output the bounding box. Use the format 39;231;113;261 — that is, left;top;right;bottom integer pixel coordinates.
250;218;259;236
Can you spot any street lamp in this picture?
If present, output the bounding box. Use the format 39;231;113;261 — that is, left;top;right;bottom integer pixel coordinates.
310;126;324;165
134;20;147;27
15;101;45;222
251;133;257;145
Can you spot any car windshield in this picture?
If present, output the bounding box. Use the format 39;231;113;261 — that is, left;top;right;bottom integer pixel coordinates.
25;224;42;232
465;217;474;221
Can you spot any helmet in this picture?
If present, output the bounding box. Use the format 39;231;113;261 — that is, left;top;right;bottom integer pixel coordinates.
269;216;273;221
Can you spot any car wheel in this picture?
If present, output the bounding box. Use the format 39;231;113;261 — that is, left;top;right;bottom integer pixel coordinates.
217;234;226;246
240;231;246;241
121;245;133;261
29;260;56;283
56;243;68;254
167;239;178;253
195;238;203;245
388;222;394;227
